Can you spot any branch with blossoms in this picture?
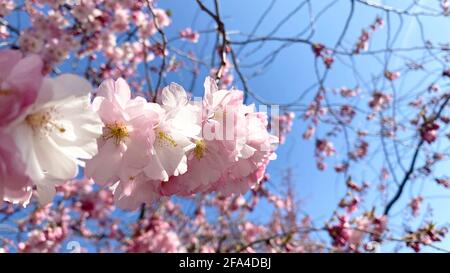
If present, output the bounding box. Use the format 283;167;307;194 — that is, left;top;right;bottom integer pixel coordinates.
1;0;450;253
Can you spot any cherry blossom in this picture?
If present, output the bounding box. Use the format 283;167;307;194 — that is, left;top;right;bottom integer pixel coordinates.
10;74;102;204
369;91;391;112
0;50;43;127
142;83;200;182
384;70;400;81
409;196;423;217
180;28;200;43
85;78;160;186
420;120;440;144
0;0;14;17
164;77;278;197
0;132;33;205
271;112;294;144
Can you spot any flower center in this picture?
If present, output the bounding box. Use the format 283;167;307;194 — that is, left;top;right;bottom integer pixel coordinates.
104;122;129;145
155;130;177;148
25;110;66;134
193;140;206;160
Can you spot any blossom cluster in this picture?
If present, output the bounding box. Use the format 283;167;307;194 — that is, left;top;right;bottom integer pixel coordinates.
85;76;278;209
311;43;334;69
0;49;278;210
353;16;384;54
7;0;173;79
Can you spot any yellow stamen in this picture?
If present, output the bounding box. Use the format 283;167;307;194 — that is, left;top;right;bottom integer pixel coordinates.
193;139;206;160
156;130;177;148
104;122;129;145
25;110;66;134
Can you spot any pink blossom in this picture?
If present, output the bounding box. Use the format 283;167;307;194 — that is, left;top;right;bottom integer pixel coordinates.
85;78;160;186
205;80;278;195
380;167;390;181
436;178;450;188
334;163;348;173
271;112;295;144
87;78;202;208
113;174;161;210
311;43;334;68
354;30;370;54
0;0;14;17
326;215;352;248
340;105;356;121
420;121;439;144
348;216;370;248
213;112;278;195
409;196;423;217
209;59;234;87
18;229;61;253
164;78;277;196
112;8;130;32
0;132;33;204
180;28;200;43
442;0;449;14
315;139;335;157
323;56;334;68
406;223;447;252
312;43;326;57
346;178;368;192
142;82;200;182
153;9;171;28
201;77;252;161
163;78;277;197
19;29;45;54
140;8;171;37
161;138;230;196
340;86;360;97
428;83;440;92
339;196;360;213
125;216;185;253
369;91;391;112
241;222;266;242
0;25;8;39
304;94;327;124
384;70;400;81
0;50;43;127
348;140;368;160
302;125;315;140
354;16;383;54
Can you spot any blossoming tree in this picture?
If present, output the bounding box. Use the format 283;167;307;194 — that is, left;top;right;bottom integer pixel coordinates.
1;0;450;253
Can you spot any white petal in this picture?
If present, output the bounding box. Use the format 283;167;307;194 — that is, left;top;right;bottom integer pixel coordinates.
203;76;218;106
144;153;168;181
154;145;188;180
114;78;131;106
162;83;188;109
50;74;93;101
34;135;78;180
85;140;123;186
11;124;45;182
